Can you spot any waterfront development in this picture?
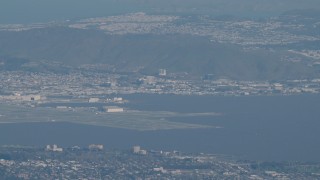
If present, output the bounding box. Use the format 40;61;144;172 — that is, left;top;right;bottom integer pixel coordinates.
1;145;320;179
1;3;320;178
0;94;319;162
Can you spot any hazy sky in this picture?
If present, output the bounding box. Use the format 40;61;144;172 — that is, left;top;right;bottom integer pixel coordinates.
1;0;320;24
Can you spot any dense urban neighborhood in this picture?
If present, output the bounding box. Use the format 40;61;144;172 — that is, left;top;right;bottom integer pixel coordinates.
1;7;320;179
0;145;319;179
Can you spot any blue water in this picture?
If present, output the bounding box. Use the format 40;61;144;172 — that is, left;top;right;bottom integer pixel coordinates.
0;94;320;162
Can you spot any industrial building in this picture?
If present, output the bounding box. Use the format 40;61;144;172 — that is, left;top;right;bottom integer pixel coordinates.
113;97;123;102
46;144;63;152
88;144;104;150
88;98;99;103
132;145;147;155
0;94;42;101
17;94;41;101
104;106;124;113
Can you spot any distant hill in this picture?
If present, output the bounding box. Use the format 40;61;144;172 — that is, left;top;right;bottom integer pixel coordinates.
0;27;318;80
280;9;320;20
278;9;320;36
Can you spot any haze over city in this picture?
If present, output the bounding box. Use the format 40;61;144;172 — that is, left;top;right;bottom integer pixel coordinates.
0;0;320;179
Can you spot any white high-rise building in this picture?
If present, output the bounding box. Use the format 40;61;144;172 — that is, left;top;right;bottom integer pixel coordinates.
159;69;167;76
133;146;141;153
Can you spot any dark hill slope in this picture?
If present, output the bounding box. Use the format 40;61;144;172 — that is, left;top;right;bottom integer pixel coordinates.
0;27;317;80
